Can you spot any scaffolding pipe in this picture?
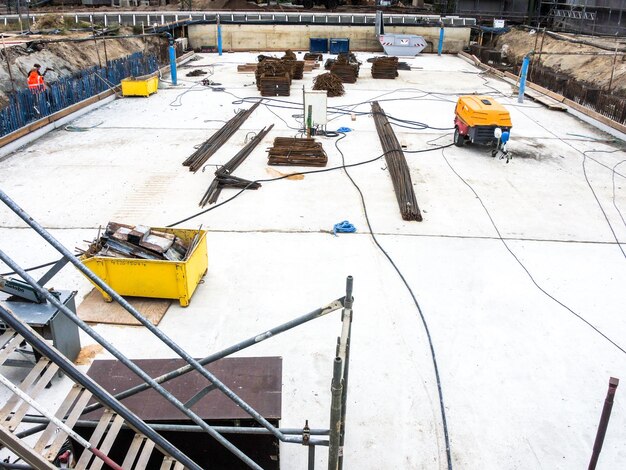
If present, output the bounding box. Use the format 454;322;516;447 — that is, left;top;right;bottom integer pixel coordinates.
588;377;620;470
327;357;343;470
17;416;329;437
0;305;201;470
0;190;297;446
0;249;265;470
337;276;353;470
79;298;344;416
0;373;124;470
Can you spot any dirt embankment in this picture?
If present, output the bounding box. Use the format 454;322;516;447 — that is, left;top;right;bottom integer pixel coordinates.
0;29;165;106
496;28;626;96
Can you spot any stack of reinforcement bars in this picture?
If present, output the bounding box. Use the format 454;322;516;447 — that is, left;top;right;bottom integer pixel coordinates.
371;101;423;221
183;101;261;172
199;124;274;207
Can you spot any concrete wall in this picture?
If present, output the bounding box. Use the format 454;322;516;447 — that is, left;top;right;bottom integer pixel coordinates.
187;24;470;53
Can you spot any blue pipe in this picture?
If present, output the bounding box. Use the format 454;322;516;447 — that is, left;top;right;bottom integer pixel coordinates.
438;25;444;56
169;44;178;86
217;21;223;56
518;54;530;103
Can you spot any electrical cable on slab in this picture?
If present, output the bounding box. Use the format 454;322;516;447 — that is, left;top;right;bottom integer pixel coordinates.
166;142;454;228
440;148;626;356
514;105;626;262
334;132;454;470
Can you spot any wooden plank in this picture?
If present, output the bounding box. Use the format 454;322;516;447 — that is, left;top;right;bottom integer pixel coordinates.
73;410;114;470
134;440;156;470
88;413;125;470
0;425;56;470
159;457;175;470
46;388;93;460
77;289;171;326
0;332;23;365
0;330;17;349
8;362;60;431
0;359;49;420
173;462;184;470
122;434;146;469
34;385;82;453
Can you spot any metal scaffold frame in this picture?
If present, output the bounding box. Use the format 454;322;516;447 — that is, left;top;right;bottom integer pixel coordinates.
0;188;355;470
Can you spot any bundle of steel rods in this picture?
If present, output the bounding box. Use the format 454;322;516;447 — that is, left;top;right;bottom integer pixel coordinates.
371;101;422;221
267;137;328;167
183;101;261;173
199;124;274;207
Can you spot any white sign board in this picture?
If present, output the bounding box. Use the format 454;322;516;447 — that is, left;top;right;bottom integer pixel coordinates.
494;19;505;28
304;90;328;126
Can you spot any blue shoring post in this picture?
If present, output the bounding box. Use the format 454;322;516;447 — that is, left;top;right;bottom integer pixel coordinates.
217;17;223;56
518;54;530;103
438;23;444;56
169;43;178;85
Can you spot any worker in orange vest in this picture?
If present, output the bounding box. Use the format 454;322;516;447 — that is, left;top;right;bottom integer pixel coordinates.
27;64;51;93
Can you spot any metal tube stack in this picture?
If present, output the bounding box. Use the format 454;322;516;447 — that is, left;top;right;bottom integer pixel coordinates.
183;101;261;173
371;101;423;222
199;124;274;207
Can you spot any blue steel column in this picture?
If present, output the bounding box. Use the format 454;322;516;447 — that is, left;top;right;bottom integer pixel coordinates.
217;17;223;56
518;54;530;103
438;23;444;56
169;41;178;86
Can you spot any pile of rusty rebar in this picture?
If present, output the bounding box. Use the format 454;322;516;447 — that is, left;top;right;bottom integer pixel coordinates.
259;73;291;96
371;101;422;221
330;53;360;84
371;57;399;79
313;72;345;97
267;137;328;167
183;102;260;173
199;125;274;207
256;58;289;88
304;53;323;61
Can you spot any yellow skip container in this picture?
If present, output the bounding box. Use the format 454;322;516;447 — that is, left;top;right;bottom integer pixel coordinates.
81;227;207;307
121;76;159;97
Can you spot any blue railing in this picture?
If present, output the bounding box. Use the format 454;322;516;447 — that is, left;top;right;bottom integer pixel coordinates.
0;52;158;138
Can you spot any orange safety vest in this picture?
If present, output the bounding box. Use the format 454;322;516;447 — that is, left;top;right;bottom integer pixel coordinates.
28;70;44;92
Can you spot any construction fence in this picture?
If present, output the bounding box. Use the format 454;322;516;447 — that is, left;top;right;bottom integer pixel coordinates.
0;52;159;138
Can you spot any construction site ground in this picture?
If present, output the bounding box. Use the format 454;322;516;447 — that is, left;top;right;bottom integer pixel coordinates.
498;28;626;96
1;51;626;469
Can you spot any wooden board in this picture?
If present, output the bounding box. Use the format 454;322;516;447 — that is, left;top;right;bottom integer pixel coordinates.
77;289;171;326
83;357;282;421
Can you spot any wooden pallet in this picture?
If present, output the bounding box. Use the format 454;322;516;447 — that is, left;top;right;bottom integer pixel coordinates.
0;330;186;470
267;137;328;167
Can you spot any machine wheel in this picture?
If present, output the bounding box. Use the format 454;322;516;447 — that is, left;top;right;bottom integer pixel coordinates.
453;127;464;147
303;0;314;8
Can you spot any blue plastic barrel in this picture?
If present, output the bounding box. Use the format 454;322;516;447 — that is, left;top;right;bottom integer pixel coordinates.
329;38;350;54
309;38;329;53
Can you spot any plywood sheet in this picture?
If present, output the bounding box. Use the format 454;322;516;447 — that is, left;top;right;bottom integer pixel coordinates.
77;289;170;326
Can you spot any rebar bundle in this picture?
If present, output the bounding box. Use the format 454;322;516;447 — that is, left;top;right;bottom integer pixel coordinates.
183;101;261;173
267;137;328;167
259;73;291;96
313;73;345;97
371;101;422;221
199;125;274;207
371;57;399;79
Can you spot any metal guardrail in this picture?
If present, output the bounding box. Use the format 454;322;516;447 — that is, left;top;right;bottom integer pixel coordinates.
0;10;476;27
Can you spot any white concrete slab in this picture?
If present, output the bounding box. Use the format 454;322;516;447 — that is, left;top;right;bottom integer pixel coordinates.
1;52;625;469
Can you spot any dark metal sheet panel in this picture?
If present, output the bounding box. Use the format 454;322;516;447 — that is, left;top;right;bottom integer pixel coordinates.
83;357;282;421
